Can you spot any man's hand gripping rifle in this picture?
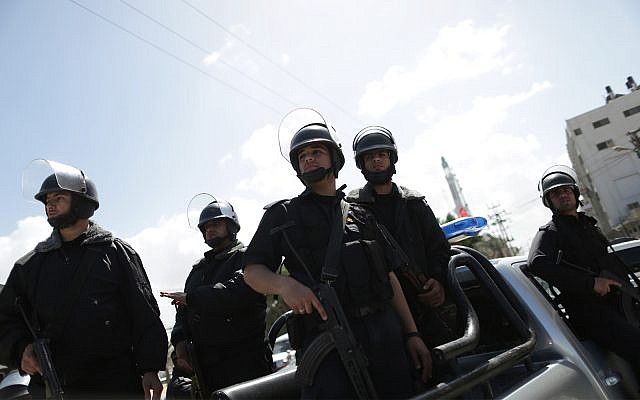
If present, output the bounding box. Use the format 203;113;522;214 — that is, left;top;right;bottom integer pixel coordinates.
295;281;378;399
16;298;64;400
556;250;640;302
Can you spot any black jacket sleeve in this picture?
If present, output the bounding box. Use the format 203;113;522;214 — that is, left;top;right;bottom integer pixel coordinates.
244;204;288;271
528;228;595;298
187;269;265;317
0;259;33;369
114;239;168;373
170;306;188;347
416;200;451;283
169;272;192;346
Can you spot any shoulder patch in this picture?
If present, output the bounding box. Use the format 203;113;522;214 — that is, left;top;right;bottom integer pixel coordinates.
114;238;136;255
399;185;425;200
264;199;289;210
348;203;376;223
538;221;556;232
345;188;362;202
15;250;37;266
192;257;206;270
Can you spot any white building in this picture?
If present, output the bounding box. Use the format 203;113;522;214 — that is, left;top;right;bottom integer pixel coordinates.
565;76;640;238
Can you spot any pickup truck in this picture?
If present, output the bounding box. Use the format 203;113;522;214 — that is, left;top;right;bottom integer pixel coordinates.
213;224;640;400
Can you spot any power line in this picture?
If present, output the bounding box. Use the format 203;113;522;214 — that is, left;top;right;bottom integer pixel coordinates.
487;204;515;257
67;0;285;115
586;151;629;177
512;196;539;210
179;0;360;123
118;0;298;108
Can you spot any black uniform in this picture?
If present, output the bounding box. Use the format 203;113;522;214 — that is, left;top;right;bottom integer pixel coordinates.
170;240;272;396
0;222;167;399
245;188;415;399
347;183;453;347
528;212;640;370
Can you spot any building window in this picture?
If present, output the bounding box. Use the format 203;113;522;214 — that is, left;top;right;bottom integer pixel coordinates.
596;139;614;150
574;128;583;135
623;105;640;117
628;202;640;210
592;118;610;128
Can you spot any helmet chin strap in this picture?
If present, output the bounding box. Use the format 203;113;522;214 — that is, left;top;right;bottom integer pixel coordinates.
205;234;234;249
362;165;395;185
298;166;333;185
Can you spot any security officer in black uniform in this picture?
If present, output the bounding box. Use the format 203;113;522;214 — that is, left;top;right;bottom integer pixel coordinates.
244;117;432;399
528;165;640;373
346;126;454;349
161;198;272;397
0;160;167;399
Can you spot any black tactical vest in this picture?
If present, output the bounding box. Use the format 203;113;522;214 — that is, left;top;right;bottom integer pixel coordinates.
271;197;393;317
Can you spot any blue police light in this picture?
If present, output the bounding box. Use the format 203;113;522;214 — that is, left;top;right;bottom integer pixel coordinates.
440;216;488;243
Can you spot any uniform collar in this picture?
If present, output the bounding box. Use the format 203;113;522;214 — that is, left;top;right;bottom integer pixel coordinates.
298;184;346;200
35;221;113;253
204;239;244;261
347;182;424;203
553;212;597;226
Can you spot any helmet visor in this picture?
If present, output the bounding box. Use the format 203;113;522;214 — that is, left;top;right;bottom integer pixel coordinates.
278;107;341;164
187;193;217;230
540;165;578;183
22;159;87;203
539;164;578;195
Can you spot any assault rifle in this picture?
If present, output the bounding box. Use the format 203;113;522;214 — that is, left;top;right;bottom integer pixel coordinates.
376;223;457;339
295;282;378;399
16;299;64;400
185;340;206;400
556;250;640;302
275;198;377;398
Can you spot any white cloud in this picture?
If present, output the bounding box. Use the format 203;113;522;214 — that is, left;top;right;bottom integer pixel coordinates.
416;106;440;124
281;53;290;66
237;123;301;199
203;51;221;65
0;216;51;282
358;20;512;118
396;81;556;253
202;24;260;74
217;153;233;166
125;214;204;291
123;213;206;327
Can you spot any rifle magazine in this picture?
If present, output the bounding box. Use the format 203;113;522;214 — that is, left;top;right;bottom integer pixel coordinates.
295;331;335;386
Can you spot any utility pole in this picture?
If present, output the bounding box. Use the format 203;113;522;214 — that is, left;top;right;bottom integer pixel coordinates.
487;204;515;257
627;127;640;158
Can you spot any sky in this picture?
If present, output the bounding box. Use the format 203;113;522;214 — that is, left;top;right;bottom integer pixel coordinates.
1;0;639;327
